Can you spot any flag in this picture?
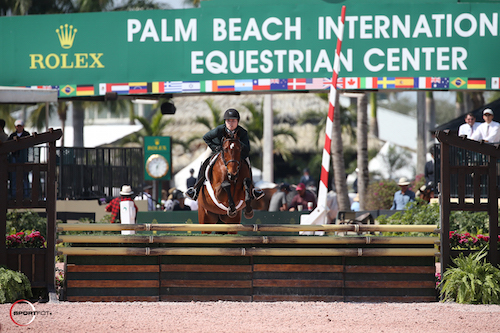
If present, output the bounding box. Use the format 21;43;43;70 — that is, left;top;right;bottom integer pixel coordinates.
360;77;377;89
336;77;344;89
129;82;147;94
395;77;414;89
234;79;253;91
344;77;359;89
182;81;200;93
270;79;288;90
60;84;76;97
200;80;216;92
492;77;500;90
253;79;271;90
431;77;449;89
450;77;467;89
377;77;395;89
323;77;334;89
76;84;94;96
98;83;107;95
217;80;235;91
414;77;431;89
468;78;486;89
150;82;164;94
305;78;324;90
109;83;129;94
164;81;182;93
287;78;306;90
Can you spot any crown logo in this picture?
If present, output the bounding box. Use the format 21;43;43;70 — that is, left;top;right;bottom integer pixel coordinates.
154;139;160;145
56;24;77;49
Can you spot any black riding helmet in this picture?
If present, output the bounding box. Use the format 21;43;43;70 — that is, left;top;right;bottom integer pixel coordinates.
224;108;240;120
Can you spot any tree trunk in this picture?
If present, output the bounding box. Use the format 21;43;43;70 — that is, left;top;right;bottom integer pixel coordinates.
455;92;464;117
416;91;426;176
332;93;351;211
369;92;378;138
470;92;485;110
357;93;369;210
425;91;435;144
72;102;84;147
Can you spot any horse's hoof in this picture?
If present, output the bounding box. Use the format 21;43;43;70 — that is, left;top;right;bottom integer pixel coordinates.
244;210;254;219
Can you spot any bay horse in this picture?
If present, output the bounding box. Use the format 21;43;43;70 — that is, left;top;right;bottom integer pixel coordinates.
198;131;255;234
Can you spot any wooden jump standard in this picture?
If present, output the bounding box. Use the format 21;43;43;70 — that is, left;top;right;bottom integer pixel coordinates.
60;223;439;302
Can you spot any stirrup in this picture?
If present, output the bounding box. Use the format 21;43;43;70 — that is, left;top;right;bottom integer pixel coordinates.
186;187;197;200
252;188;264;200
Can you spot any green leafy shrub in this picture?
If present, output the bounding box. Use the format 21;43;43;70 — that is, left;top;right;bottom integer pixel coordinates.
0;267;33;304
365;180;400;210
449;211;489;234
439;249;500;304
7;210;47;238
377;202;439;236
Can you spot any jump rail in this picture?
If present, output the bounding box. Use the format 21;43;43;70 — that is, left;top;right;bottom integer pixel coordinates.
58;235;439;245
57;223;439;233
58;247;438;257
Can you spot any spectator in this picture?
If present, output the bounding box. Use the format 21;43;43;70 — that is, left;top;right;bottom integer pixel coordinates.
299;168;315;187
289;183;317;212
352;168;358;193
8;119;30;198
172;190;191;211
458;112;480;138
186;168;196;189
350;194;360;211
135;185;155;211
416;181;435;204
269;183;291;212
470;108;500;143
105;185;138;223
163;187;177;211
390;177;415;210
0;119;8;142
424;147;435;184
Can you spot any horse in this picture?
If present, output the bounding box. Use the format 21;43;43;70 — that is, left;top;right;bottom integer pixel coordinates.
197;131;255;234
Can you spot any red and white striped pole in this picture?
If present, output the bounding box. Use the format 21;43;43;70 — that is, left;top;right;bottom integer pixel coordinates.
317;5;346;207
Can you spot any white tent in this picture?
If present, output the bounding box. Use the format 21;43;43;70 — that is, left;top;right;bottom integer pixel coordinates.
172;148;263;192
368;141;417;181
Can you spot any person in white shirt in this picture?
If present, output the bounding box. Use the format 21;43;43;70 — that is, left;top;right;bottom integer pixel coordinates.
458;113;480;137
470;108;500;143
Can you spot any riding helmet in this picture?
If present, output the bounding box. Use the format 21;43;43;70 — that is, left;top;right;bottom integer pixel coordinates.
224;108;240;120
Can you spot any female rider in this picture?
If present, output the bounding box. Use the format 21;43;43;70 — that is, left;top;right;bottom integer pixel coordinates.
186;108;263;201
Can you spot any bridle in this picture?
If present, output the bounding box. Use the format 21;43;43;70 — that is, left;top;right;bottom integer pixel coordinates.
221;136;241;181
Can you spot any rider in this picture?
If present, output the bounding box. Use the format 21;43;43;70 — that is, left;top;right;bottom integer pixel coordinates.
186;108;264;201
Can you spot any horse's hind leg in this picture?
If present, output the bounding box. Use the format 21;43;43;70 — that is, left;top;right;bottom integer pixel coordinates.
243;177;254;219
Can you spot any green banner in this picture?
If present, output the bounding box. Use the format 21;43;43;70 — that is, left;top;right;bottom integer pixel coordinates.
144;136;171;181
1;0;499;96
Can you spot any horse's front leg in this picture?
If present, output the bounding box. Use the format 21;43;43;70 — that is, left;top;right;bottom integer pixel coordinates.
243;177;254;219
221;180;237;217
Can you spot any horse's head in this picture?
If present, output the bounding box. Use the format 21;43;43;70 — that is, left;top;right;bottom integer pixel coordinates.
221;132;242;181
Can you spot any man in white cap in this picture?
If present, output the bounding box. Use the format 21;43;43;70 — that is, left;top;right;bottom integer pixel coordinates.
390;177;415;210
470;108;500;143
105;185;138;223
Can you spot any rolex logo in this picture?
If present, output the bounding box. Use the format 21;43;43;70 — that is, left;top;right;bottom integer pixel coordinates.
56;24;77;49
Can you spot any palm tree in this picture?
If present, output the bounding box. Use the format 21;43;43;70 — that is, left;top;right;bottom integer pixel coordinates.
357;93;368;210
0;105;17;132
241;101;297;164
331;93;350;211
369;92;378;138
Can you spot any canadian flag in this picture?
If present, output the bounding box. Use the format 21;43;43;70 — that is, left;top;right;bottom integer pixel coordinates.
345;77;360;89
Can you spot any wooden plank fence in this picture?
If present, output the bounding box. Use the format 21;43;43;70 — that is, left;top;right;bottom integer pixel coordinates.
59;223;439;302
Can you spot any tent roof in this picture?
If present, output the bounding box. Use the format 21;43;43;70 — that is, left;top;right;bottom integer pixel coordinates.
434;98;500;132
0;86;58;103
